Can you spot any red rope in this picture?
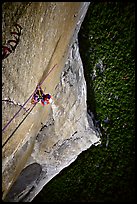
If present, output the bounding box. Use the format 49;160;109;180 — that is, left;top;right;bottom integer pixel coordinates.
2;64;57;133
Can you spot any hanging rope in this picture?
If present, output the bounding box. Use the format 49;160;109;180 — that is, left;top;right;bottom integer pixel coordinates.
2;64;57;133
2;103;37;148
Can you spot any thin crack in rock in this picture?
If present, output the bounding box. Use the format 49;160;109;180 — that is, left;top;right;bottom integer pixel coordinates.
2;98;28;112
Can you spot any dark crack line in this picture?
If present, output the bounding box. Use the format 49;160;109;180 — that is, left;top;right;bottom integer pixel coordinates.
39;118;55;132
53;131;79;149
2;99;28;112
43;131;79;154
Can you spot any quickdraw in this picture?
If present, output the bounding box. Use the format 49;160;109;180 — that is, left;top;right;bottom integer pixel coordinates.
2;23;23;60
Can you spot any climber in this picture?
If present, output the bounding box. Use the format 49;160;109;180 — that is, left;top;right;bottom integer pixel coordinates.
41;93;52;106
31;86;52;105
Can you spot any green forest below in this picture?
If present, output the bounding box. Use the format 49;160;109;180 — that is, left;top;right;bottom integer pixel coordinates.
33;2;135;202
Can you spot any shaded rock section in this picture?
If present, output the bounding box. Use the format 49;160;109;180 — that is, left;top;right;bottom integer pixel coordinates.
4;163;42;202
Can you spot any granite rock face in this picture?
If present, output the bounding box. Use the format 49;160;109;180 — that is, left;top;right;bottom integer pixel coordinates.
2;2;101;201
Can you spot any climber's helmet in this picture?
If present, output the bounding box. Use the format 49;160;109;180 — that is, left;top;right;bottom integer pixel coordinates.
44;94;51;100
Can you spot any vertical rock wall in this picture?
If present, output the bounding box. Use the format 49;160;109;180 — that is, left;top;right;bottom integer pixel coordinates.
2;2;101;202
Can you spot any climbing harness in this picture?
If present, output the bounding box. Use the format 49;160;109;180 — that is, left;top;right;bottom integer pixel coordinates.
31;86;44;104
2;64;57;133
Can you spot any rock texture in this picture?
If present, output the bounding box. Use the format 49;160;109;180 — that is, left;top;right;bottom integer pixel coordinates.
2;2;101;202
